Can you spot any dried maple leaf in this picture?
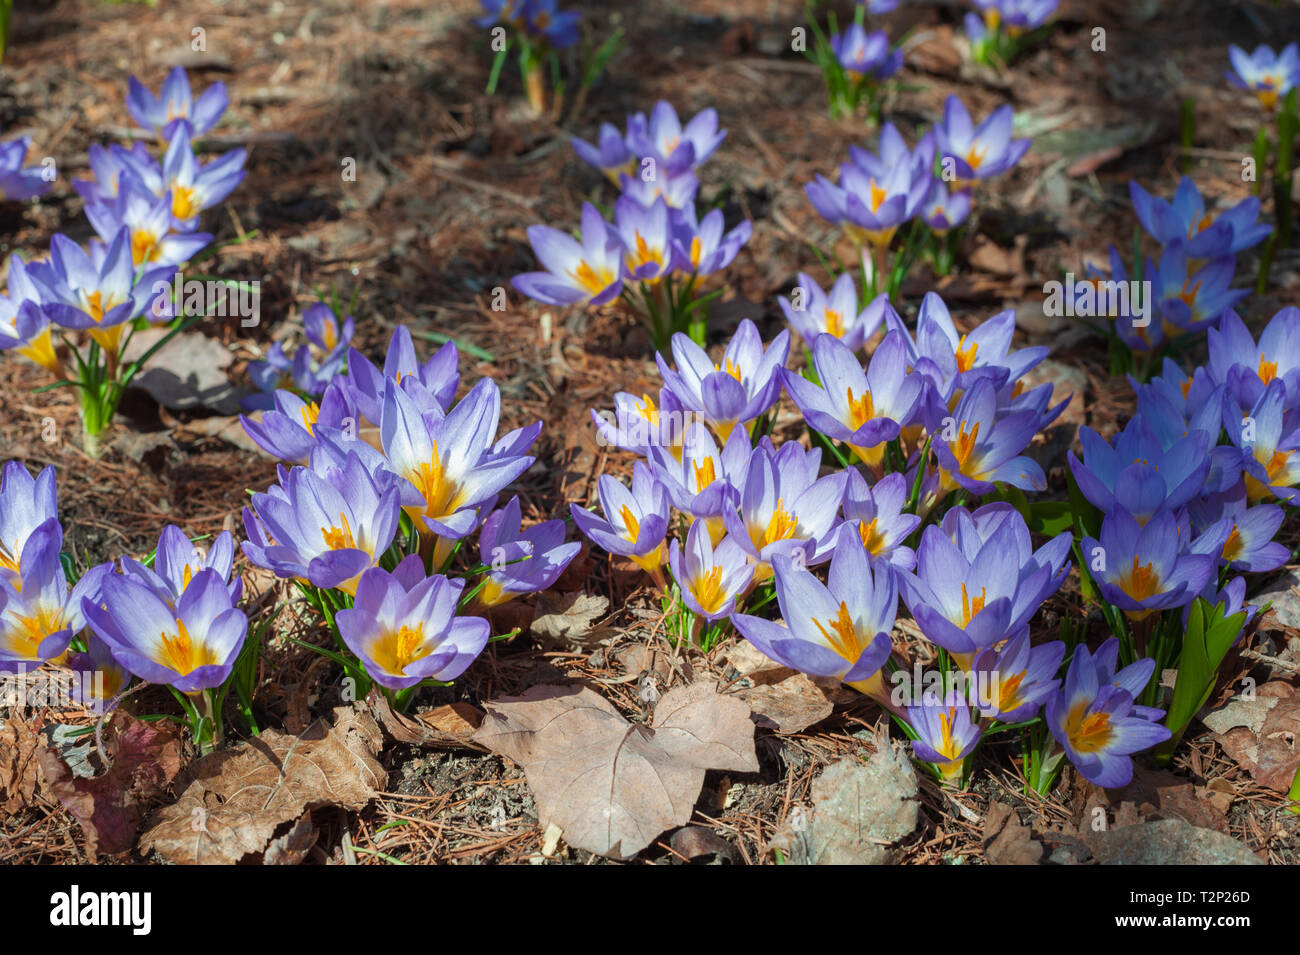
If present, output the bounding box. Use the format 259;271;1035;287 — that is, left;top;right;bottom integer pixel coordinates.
36;711;182;862
139;705;385;864
369;689;486;751
474;682;758;859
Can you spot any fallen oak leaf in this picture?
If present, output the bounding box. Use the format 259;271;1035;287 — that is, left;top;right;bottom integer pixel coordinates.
139;704;385;864
474;682;758;860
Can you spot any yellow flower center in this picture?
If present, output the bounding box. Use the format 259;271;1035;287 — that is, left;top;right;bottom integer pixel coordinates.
996;669;1027;714
157;618;217;677
858;518;886;555
299;401;320;435
824;308;844;339
810;600;867;666
845;386;875;430
1118;556;1161;601
1065;699;1114;754
953;420;981;471
959;582;986;626
755;498;798;548
570;259;614;296
620;504;641;544
1221;524;1244;563
691;565;727;615
171;184;200;221
131;229;159;265
406;439;466;523
692;457;717;491
1258;352;1278;385
321;512;357;551
370;623;431;675
955;334;979;373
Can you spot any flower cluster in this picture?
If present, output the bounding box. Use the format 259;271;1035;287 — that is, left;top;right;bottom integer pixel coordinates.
0;68;247;448
806;95;1030;297
965;0;1058;65
514;102;750;349
240;325;578;698
0;461;249;746
805;1;903;119
243;299;355;410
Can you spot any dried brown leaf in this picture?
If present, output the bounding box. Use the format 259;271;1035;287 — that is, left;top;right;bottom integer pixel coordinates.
0;712;47;813
529;591;610;642
369;689;486;751
474;682;757;859
139;705;385;864
984;802;1045;865
263;814;318;865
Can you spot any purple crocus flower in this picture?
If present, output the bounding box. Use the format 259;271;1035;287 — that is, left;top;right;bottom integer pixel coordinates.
85;182;212;267
906;689;981;781
33;229;172;353
722;440;847;574
571;122;639;185
885;291;1046;401
969;629;1064;723
668;521;754;621
783;330;922;470
656;319;789;443
930;377;1047;494
617;167;701;211
117;127;246;231
806;153;930;250
241;452;402;595
627;102;727;176
342;326;459;435
646;421;749;545
126;66;229;139
1068;415;1212;524
1080;246;1157;352
973;0;1058;33
591;387;688;457
840;469;920;570
1046;638;1170;788
336;557;490;691
381;378;538;560
0;461;58;581
64;632;131;710
1082;509;1218;620
1226;43;1300;109
933;95;1031;185
512;203;624;307
668;203;751;276
778;273;885;350
84;567;247;694
919;181;972;233
72;143;153;204
848;124;936;184
0;131;52;202
477;496;579;607
1207;307;1300;415
121;525;243;608
1150;241;1247;340
1226;379;1300;504
1130;177;1272;259
241;383;357;464
899;514;1065;661
939;503;1072;603
0;527;107;672
571;461;672;574
613;195;675;283
829;24;902;81
731;531;896;699
1188;483;1288;573
0;256;61;376
521;0;580;49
